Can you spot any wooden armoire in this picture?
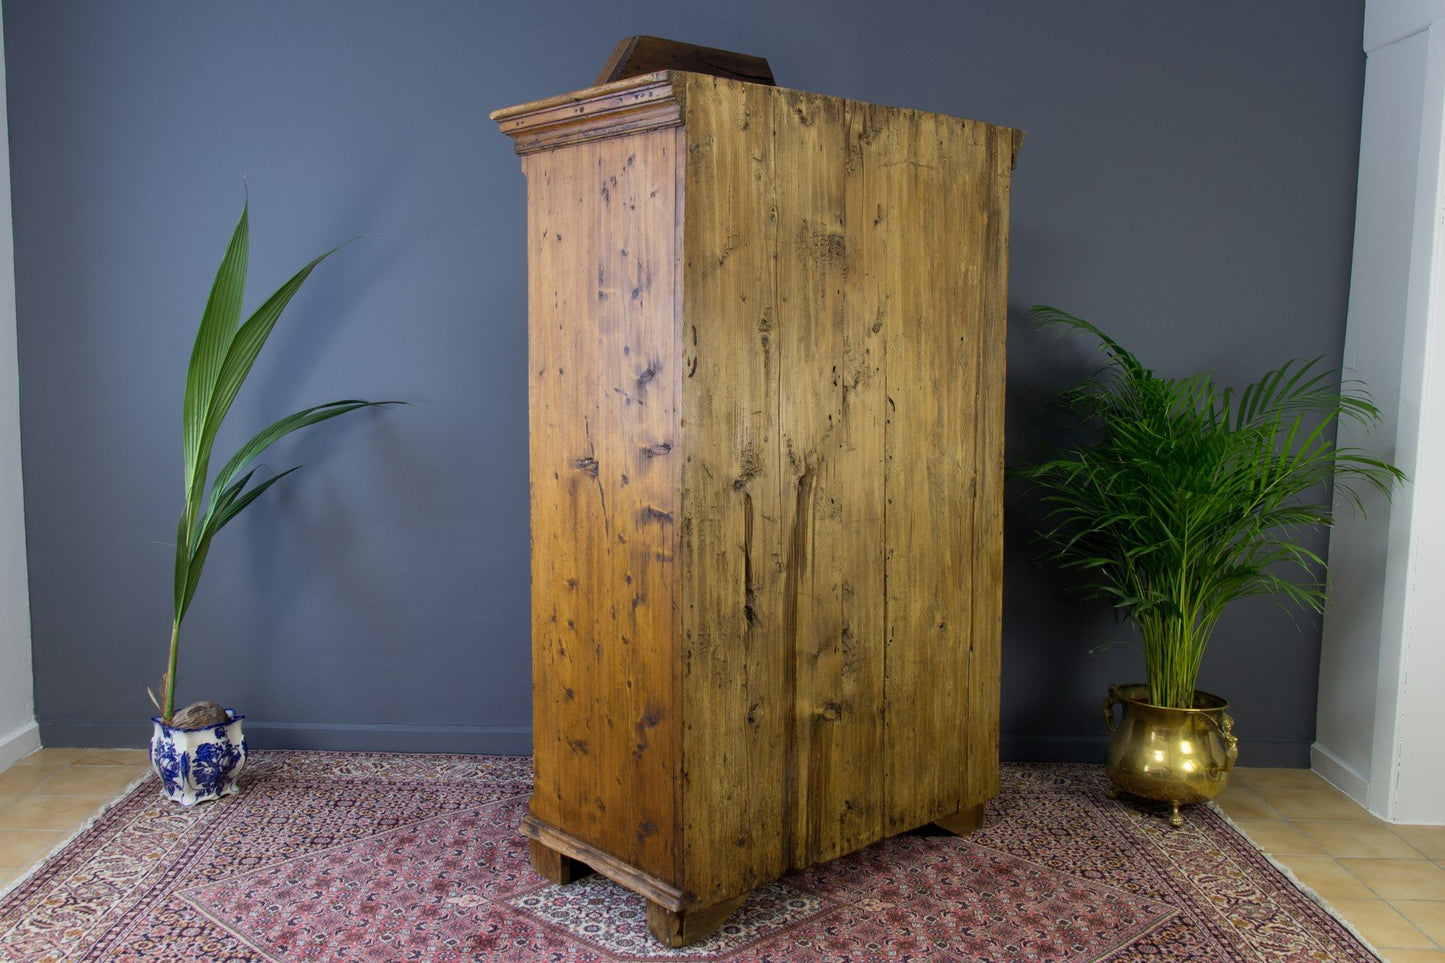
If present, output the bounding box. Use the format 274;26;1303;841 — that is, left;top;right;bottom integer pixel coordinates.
494;65;1021;947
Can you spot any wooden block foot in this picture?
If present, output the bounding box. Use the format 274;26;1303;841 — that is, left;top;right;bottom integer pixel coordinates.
646;893;747;947
529;838;594;884
931;802;986;835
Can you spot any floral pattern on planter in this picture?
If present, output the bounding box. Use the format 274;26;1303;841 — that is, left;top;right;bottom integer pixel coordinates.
150;709;247;805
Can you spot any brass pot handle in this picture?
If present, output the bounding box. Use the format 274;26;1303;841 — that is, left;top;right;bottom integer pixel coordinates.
1202;710;1239;776
1102;685;1123;733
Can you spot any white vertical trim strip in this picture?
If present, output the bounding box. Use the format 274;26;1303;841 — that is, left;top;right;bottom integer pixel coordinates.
0;1;38;754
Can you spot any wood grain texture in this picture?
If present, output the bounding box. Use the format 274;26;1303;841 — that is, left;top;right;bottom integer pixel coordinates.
521;814;686;911
965;125;1014;811
932;801;987;835
646;894;749;948
522;122;683;887
678;76;791;908
528;838;593;885
492;73;683;156
770;86;886;867
499;71;1018;944
879;106;986;836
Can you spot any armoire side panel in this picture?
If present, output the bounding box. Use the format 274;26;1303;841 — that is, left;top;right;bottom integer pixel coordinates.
525;126;683;886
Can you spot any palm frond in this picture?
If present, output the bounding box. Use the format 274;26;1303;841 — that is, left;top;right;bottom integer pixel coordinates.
162;204;393;723
1017;305;1405;708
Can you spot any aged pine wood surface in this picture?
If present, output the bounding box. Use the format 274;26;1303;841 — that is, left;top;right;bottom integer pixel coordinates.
527;838;591;886
522;124;682;888
877;106;1009;837
966;123;1013;813
678;76;792;912
496;70;1020;946
521;812;686;912
646;894;749;949
771;86;883;871
932;801;987;836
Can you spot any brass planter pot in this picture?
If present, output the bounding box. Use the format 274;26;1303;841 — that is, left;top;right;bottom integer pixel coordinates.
1103;683;1238;826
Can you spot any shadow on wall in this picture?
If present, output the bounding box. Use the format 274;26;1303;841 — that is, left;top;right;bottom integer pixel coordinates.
1002;303;1141;760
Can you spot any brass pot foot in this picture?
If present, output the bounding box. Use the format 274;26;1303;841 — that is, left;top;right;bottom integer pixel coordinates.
1168;801;1183;828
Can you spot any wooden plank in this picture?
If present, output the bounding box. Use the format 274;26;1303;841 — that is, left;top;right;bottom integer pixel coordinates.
528;839;593;884
524;125;682;885
963;126;1014;811
878;107;987;834
525;139;592;849
521;813;686;911
772;87;886;866
601;127;683;880
678;75;790;908
597;36;774;87
830;99;891;857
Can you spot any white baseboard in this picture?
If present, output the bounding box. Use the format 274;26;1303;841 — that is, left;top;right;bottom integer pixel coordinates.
1311;741;1373;809
0;719;40;770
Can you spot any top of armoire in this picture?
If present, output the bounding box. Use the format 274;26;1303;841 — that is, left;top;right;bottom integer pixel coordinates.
490;71;686;156
491;68;1025;167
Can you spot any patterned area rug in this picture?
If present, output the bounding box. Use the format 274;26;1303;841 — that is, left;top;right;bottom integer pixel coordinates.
0;754;1377;962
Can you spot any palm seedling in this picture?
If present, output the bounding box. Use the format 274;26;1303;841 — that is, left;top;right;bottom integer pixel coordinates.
1016;306;1403;709
156;202;396;724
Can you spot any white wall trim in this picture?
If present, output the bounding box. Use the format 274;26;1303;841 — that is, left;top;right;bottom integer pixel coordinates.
0;2;38;763
1311;741;1372;805
1362;19;1445;821
1318;0;1445;824
1383;35;1445;820
1315;22;1423;819
0;719;39;770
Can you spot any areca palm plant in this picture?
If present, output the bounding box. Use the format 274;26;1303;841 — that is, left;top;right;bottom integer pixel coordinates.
1016;306;1403;710
155;202;395;724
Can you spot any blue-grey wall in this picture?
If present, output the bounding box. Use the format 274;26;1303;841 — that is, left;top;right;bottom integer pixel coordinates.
3;0;1366;764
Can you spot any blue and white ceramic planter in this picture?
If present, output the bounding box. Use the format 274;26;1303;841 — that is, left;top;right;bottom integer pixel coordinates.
149;709;248;805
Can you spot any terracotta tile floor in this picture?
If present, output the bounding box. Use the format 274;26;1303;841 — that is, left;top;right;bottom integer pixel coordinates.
1;753;1442;960
0;747;151;891
1219;768;1445;961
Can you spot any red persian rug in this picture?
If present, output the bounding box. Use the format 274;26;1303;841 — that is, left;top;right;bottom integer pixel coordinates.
0;753;1376;962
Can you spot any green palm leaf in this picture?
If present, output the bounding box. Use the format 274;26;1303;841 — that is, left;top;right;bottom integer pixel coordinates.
207;400;400;514
181;208;248;543
1015;305;1404;708
161;202;396;723
182;241;349;540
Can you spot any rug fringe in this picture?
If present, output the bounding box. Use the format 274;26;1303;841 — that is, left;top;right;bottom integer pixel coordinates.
0;766;155;902
1206;799;1389;962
